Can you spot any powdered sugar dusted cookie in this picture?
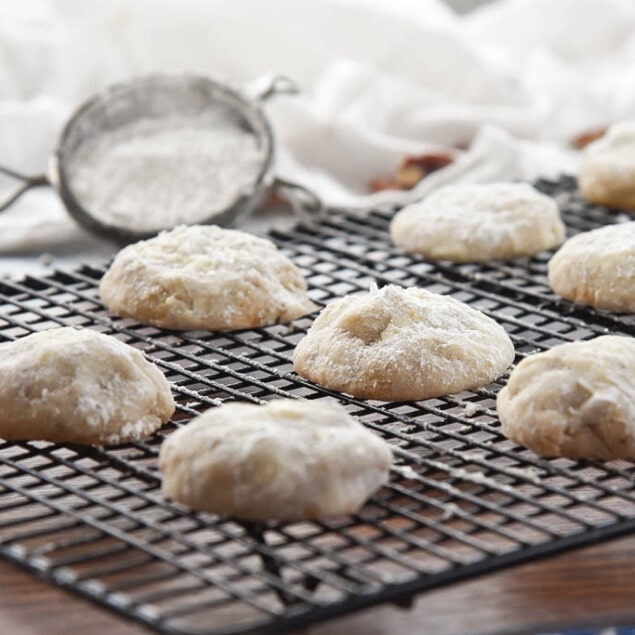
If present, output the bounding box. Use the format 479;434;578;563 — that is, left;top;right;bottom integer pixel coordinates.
0;327;174;445
293;285;515;401
159;399;392;521
100;225;316;331
548;222;635;313
578;121;635;211
390;182;565;262
497;336;635;460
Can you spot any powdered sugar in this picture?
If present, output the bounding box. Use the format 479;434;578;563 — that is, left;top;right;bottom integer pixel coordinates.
0;327;174;444
463;402;480;418
66;111;265;234
293;285;515;402
391;182;565;263
392;464;418;480
100;225;316;331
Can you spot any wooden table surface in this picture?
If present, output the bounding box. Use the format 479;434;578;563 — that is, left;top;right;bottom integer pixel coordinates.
2;532;635;635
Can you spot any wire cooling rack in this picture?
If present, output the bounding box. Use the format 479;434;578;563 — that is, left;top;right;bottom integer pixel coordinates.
0;175;634;635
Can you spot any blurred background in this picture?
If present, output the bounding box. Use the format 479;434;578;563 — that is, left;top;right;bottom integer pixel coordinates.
1;0;634;272
435;0;490;12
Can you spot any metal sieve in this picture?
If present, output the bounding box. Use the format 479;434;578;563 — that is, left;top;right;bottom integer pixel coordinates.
0;73;323;243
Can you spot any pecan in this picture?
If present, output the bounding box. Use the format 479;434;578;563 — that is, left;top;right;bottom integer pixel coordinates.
368;176;403;193
571;127;607;149
396;152;454;189
369;151;454;193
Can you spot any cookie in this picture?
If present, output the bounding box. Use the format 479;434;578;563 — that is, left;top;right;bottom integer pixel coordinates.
390;182;565;262
0;327;174;445
548;222;635;313
159;399;392;521
497;336;635;460
578;121;635;211
100;225;316;331
293;285;515;401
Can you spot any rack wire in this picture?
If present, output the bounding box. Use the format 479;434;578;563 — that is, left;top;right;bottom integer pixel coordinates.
0;175;634;635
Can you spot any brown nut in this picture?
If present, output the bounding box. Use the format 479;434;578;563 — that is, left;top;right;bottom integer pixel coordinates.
368;176;404;193
396;152;454;188
369;151;455;193
571;126;607;149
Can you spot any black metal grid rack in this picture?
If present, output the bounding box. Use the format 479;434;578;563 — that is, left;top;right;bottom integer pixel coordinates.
0;175;634;635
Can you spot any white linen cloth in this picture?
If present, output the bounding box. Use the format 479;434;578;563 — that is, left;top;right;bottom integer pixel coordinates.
1;0;635;268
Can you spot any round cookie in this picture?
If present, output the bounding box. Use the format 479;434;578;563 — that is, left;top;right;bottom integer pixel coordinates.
578;121;635;211
158;399;392;521
100;225;316;331
548;222;635;313
390;182;565;262
293;285;515;402
497;336;635;460
0;327;174;445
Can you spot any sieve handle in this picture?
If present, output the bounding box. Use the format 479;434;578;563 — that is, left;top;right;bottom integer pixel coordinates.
273;177;325;225
0;165;49;212
250;74;301;102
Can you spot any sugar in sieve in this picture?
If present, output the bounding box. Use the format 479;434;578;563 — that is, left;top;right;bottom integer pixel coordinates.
0;73;323;243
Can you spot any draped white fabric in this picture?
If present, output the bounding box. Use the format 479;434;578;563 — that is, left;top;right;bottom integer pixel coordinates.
1;0;634;260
